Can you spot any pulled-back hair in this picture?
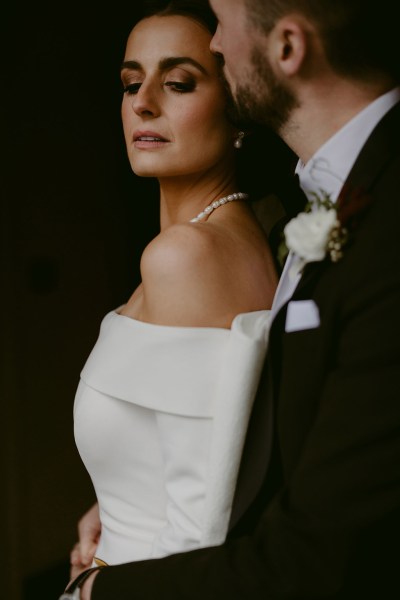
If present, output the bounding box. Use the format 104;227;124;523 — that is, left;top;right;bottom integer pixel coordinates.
142;0;217;33
245;0;400;82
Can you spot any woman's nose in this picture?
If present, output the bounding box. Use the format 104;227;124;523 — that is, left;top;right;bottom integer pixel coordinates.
131;82;161;117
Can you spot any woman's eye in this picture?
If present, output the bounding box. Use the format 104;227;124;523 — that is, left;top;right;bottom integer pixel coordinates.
123;83;141;95
164;81;196;93
122;80;196;96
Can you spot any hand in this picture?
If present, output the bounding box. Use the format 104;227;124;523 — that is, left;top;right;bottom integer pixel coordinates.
70;502;101;580
79;569;101;600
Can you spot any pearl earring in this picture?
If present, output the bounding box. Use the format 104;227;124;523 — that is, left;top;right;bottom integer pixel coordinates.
234;131;245;149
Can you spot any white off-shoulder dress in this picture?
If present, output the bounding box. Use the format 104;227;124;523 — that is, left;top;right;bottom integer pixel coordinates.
74;308;270;566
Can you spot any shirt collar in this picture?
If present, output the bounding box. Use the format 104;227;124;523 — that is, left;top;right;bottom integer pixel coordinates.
296;87;400;204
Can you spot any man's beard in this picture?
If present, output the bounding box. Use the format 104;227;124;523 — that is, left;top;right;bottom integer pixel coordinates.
233;45;298;133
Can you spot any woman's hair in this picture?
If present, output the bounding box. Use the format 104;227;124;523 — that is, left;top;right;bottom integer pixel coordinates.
141;0;217;33
245;0;400;83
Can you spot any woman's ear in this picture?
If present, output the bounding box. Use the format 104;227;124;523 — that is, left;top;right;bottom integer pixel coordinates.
269;17;307;77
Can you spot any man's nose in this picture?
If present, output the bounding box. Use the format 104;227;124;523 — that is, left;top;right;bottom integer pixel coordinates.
210;23;223;57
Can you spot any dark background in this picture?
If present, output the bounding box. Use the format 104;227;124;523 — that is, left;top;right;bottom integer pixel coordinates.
2;3;159;599
2;2;298;599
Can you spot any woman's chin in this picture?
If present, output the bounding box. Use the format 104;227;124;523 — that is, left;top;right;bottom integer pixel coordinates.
131;164;182;179
131;164;160;178
132;168;157;178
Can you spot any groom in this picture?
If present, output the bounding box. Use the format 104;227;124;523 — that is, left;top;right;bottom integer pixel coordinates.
83;0;400;597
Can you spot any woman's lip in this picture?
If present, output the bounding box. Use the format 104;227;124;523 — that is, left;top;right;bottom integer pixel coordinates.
133;130;169;142
134;139;170;149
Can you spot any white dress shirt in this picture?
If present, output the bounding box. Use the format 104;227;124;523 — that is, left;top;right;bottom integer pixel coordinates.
271;87;400;320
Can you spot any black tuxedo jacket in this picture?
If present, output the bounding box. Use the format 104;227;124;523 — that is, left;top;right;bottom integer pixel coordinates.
93;102;400;599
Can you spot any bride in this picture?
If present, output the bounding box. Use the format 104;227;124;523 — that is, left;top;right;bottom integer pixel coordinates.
69;0;281;585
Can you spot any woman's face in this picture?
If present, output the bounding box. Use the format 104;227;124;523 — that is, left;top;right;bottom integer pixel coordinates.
121;14;235;179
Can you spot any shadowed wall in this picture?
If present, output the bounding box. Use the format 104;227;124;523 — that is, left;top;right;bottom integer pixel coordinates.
2;3;158;598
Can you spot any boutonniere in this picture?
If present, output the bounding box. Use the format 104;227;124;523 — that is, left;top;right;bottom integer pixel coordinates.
278;189;348;271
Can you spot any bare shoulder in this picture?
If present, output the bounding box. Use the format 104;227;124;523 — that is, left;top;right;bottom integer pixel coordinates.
140;218;277;328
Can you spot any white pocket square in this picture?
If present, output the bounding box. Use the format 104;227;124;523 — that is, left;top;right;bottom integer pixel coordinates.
285;300;320;333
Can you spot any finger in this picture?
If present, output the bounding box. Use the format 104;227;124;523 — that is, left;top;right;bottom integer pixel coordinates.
70;543;82;565
70;563;86;581
70;542;92;570
80;540;97;564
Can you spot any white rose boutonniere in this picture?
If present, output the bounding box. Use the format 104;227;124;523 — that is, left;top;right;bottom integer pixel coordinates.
279;190;348;271
284;206;338;262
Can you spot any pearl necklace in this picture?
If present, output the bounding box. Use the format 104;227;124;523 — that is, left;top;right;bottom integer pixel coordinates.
189;192;249;223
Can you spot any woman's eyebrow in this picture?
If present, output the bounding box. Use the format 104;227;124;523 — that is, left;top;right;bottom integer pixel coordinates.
120;56;208;75
120;59;142;72
159;56;208;74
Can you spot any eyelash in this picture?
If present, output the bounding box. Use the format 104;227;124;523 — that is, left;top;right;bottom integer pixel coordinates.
123;81;196;95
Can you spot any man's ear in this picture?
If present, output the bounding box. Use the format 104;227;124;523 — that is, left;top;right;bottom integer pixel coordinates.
269;17;307;76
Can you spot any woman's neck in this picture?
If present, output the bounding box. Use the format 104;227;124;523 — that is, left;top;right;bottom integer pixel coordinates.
157;172;238;229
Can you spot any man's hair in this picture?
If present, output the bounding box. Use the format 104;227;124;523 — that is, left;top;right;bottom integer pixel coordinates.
245;0;400;82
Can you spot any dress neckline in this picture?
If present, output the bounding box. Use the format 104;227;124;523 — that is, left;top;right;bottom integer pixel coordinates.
112;307;270;335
